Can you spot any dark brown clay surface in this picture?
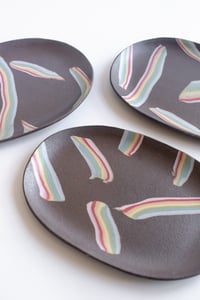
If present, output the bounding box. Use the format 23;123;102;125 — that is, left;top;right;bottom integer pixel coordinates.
23;126;200;279
0;38;93;141
110;37;200;137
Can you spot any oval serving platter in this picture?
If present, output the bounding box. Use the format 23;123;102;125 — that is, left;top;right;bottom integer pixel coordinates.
110;37;200;138
23;125;200;280
0;38;93;142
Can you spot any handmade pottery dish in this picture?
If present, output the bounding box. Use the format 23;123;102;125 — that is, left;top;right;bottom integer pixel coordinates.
23;125;200;279
110;37;200;137
0;38;93;141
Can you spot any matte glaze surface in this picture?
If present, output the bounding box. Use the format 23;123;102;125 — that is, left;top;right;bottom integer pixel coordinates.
23;126;200;279
0;38;93;141
110;37;200;137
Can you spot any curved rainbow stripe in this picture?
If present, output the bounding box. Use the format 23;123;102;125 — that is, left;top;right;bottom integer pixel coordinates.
118;130;144;156
22;120;37;133
115;197;200;220
71;136;113;183
0;57;18;139
150;107;200;136
122;45;167;107
172;151;194;187
118;45;133;89
87;201;121;254
179;81;200;103
31;142;65;201
10;60;65;80
176;39;200;63
69;67;91;107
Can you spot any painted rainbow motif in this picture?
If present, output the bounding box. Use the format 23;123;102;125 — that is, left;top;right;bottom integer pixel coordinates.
0;57;18;139
118;130;144;156
69;67;91;106
176;39;200;63
179;81;200;103
87;201;121;254
71;136;113;183
172;151;194;187
150;107;200;136
31;142;65;201
122;45;167;107
22;120;37;133
10;60;65;80
118;45;133;89
115;197;200;220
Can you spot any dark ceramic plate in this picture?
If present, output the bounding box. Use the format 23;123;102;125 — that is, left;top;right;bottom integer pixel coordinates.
0;38;93;142
23;125;200;280
110;37;200;137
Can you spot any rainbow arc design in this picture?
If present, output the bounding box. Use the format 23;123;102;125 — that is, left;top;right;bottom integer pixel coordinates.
172;151;194;186
87;201;121;254
71;136;113;183
179;81;200;103
0;57;18;139
118;45;133;89
122;45;167;107
118;130;144;156
69;67;91;107
21;120;37;133
10;60;65;80
150;107;200;136
116;197;200;220
176;39;200;62
31;142;65;201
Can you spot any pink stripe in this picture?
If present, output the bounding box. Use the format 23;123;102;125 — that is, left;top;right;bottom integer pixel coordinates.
173;152;183;179
128;135;142;156
32;153;50;200
75;67;91;83
180;97;200;102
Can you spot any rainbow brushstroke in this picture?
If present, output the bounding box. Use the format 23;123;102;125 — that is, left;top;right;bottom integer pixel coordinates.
10;60;65;80
150;107;200;136
118;45;133;89
172;151;194;187
69;67;91;107
87;201;121;254
31;142;65;201
115;197;200;220
118;130;144;156
179;81;200;103
176;39;200;63
22;120;37;133
71;136;113;183
122;45;167;107
0;57;18;139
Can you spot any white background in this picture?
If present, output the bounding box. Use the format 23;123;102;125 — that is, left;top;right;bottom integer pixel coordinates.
1;0;200;299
